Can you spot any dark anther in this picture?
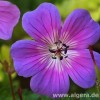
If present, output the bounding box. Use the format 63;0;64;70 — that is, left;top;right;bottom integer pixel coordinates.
62;43;66;47
52;56;56;59
65;56;68;58
49;49;56;53
64;48;67;54
66;46;69;48
54;42;58;44
60;56;63;60
55;40;62;44
62;44;69;54
63;44;69;48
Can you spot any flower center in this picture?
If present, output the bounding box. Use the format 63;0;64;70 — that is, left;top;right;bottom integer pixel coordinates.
49;40;69;60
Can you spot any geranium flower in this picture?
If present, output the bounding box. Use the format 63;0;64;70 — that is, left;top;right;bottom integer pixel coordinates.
0;1;20;40
11;3;100;98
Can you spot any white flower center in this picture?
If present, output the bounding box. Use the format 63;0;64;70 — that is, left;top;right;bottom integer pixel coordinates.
49;40;69;60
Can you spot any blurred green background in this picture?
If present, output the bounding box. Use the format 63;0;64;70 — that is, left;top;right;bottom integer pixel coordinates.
0;0;100;100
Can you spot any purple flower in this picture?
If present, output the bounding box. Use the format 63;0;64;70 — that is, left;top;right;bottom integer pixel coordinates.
0;1;20;40
11;3;100;98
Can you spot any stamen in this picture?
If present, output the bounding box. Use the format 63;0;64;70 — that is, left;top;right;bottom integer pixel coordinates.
62;44;67;47
61;52;68;58
55;40;62;44
49;49;56;53
65;56;68;58
60;56;63;60
49;40;69;60
62;44;69;54
52;56;56;59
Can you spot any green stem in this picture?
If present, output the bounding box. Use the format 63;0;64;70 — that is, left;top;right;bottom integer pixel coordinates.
0;60;16;100
8;73;16;100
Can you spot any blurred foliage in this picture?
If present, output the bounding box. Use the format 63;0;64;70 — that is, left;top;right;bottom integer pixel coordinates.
0;0;100;100
9;0;100;21
56;0;100;21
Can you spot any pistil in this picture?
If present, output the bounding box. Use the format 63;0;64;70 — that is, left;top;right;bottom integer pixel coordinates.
49;40;69;60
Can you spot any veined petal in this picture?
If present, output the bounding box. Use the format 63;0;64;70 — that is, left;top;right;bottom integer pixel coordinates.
60;9;100;49
10;40;50;77
62;49;96;88
22;3;61;45
0;1;20;40
30;59;69;98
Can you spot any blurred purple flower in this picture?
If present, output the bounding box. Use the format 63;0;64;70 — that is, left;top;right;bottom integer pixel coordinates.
0;1;20;40
11;3;100;98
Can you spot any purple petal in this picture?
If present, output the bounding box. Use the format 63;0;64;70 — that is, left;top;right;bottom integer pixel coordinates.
30;59;69;98
63;49;96;88
93;51;100;70
11;40;51;77
0;1;20;40
60;9;100;49
22;3;61;45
